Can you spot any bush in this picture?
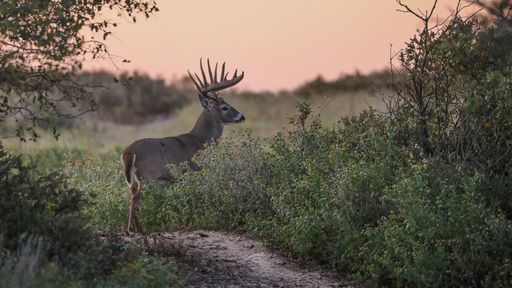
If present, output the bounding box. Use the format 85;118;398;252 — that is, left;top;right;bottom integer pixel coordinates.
0;144;91;265
258;108;399;263
359;161;512;287
101;255;183;288
105;103;506;287
1;239;183;288
0;144;182;287
148;130;270;232
78;71;193;125
389;7;512;177
64;148;129;231
294;70;391;98
124;106;402;265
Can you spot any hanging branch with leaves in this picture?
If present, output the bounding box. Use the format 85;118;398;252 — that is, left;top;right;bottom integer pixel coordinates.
0;0;158;141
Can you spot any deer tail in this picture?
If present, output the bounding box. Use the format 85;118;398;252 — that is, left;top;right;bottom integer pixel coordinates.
121;152;136;185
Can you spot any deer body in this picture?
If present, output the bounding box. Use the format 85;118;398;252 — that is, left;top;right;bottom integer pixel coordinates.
121;59;245;233
122;110;223;180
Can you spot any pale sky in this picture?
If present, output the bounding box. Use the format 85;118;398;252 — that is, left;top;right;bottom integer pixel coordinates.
83;0;465;91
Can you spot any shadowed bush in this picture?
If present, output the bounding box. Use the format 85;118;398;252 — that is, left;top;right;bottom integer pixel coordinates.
359;161;512;287
0;144;182;287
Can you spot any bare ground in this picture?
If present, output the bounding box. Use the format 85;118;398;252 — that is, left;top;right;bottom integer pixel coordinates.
126;230;353;288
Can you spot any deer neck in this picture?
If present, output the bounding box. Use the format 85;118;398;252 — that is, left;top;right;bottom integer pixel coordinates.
189;109;224;144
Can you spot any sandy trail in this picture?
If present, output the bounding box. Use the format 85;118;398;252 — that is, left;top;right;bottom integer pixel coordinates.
130;230;352;288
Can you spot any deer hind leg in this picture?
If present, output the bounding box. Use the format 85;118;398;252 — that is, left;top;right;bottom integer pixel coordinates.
127;182;142;232
123;152;144;233
128;180;143;233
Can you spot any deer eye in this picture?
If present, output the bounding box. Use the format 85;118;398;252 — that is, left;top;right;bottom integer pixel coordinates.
221;106;229;111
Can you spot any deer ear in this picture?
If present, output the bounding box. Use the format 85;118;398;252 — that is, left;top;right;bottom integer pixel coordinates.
198;94;214;111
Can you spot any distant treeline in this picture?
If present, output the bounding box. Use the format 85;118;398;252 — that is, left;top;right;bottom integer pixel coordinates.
293;70;391;98
75;69;387;125
0;69;388;130
77;71;195;125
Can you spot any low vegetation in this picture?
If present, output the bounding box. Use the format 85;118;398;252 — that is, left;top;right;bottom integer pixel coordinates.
65;104;512;287
0;144;184;287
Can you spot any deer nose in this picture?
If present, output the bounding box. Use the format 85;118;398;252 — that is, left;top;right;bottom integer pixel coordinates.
240;115;245;122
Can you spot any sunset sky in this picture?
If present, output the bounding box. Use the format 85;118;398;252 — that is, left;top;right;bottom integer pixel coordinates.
84;0;467;91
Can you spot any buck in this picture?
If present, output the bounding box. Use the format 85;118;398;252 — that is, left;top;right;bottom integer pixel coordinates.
121;59;245;233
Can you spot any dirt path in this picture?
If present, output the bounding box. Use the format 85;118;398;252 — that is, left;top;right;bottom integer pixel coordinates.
130;230;353;288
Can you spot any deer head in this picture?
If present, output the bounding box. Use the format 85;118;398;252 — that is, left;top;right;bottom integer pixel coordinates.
188;58;245;124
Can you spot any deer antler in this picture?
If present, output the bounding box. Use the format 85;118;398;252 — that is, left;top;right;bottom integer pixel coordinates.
188;58;244;97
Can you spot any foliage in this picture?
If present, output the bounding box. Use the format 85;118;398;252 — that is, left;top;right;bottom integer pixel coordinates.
69;91;511;287
0;0;158;140
100;255;183;288
69;103;500;287
1;240;183;288
389;1;512;177
77;71;193;124
359;161;512;287
143;130;270;232
0;144;91;262
294;70;391;98
0;144;182;287
65;148;128;232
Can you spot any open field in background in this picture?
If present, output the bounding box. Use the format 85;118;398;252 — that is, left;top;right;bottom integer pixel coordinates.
4;90;385;153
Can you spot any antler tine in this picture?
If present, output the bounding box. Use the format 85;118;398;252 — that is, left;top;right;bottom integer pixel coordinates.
207;58;215;85
188;70;203;91
194;73;205;88
220;62;226;81
199;58;208;88
213;62;218;83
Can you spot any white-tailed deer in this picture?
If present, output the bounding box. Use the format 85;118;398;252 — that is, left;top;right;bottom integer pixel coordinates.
121;59;245;233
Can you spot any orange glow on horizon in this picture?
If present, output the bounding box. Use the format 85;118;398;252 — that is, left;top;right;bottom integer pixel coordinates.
83;0;466;91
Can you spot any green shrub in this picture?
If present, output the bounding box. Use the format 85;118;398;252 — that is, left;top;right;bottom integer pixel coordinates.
0;144;91;265
151;130;271;231
24;147;86;172
129;104;509;286
65;149;129;231
101;255;183;288
1;238;183;288
0;236;85;288
0;144;183;286
389;10;512;177
359;161;512;287
294;70;391;98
